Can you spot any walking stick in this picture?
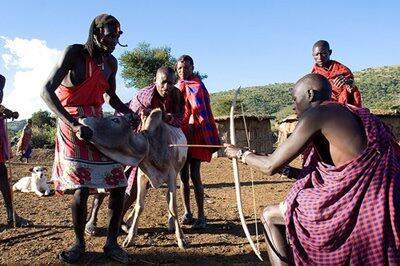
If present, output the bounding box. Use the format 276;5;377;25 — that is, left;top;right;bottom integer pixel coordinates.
5;118;17;227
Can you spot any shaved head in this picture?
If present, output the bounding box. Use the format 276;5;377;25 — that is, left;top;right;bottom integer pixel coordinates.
295;73;332;101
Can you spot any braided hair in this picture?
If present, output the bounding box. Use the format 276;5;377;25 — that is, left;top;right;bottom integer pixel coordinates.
84;14;121;57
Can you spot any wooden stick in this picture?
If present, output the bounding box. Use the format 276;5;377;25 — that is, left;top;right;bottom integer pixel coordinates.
168;144;226;148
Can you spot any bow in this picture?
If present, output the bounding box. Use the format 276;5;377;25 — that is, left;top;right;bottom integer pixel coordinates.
230;87;263;261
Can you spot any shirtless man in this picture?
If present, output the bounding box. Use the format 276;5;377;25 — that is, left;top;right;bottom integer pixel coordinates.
225;74;399;265
41;14;138;264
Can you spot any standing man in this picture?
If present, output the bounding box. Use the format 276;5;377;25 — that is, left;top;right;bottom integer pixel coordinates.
85;66;184;235
225;74;399;265
41;14;138;264
0;74;32;228
16;119;33;162
176;55;220;229
311;40;362;107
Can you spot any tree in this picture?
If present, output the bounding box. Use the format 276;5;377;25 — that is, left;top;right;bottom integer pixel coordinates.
31;110;56;127
119;42;176;89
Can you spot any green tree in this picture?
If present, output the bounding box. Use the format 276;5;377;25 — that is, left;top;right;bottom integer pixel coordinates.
119;42;176;89
29;110;57;148
31;110;56;128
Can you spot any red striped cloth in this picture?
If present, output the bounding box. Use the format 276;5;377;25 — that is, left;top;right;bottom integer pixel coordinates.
0;118;10;163
285;105;400;265
52;56;126;192
312;60;362;107
178;76;220;162
16;124;32;156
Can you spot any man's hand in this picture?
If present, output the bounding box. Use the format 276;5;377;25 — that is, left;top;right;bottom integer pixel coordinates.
333;75;347;87
162;112;172;123
125;112;140;128
73;124;93;141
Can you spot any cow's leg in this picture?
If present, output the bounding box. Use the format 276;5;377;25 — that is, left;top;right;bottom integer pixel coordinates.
85;193;106;236
123;171;148;247
167;171;189;249
261;203;293;266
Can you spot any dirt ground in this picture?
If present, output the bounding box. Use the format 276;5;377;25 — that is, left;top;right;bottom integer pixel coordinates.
0;149;297;265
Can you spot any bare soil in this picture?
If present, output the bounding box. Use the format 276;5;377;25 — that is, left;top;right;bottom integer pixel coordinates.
0;149;297;265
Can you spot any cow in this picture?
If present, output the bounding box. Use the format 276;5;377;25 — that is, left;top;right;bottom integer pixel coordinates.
80;108;189;249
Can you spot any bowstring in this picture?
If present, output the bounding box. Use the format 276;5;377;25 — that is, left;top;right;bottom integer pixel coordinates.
240;102;260;251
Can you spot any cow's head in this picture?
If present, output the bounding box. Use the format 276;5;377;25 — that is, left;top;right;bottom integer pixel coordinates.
79;115;149;166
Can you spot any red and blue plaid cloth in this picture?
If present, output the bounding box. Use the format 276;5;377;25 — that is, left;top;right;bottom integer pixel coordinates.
129;84;183;128
178;76;220;162
285;105;400;265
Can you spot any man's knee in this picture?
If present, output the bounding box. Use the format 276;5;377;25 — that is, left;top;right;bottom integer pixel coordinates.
262;204;285;226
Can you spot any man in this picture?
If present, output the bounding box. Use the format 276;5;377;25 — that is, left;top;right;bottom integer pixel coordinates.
176;55;220;229
225;74;400;265
0;74;32;228
312;40;362;107
85;66;184;234
16;119;33;162
41;14;138;264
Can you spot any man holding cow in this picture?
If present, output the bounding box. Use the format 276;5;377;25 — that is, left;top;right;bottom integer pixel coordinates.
41;14;139;264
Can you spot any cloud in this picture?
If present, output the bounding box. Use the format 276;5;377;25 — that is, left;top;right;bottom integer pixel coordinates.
1;37;61;119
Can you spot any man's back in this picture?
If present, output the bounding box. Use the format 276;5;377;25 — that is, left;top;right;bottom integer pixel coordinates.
305;102;367;166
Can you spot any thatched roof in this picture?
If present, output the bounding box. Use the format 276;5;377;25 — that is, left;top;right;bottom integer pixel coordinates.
371;109;400;117
279;114;297;123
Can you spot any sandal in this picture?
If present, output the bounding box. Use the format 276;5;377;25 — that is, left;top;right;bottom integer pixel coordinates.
180;213;194;225
103;245;130;264
59;244;85;264
85;222;97;236
192;217;207;229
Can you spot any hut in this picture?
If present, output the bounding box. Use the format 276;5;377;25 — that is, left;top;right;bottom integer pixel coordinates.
214;115;275;157
374;110;400;141
277;114;297;146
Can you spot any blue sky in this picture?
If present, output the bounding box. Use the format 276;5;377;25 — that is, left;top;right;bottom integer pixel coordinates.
1;0;399;118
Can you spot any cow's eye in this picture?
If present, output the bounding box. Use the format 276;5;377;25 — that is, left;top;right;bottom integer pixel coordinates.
111;118;120;124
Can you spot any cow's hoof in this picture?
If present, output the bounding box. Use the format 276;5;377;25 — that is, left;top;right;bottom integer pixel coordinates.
85;222;97;236
178;239;190;249
122;236;133;248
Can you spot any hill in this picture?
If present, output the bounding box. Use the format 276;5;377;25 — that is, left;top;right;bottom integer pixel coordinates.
210;64;400;121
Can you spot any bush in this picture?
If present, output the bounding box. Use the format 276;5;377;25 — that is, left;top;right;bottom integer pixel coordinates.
31;125;56;149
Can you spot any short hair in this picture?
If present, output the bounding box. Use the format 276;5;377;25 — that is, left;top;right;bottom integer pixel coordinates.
84;14;120;57
157;66;175;77
313;40;330;51
177;55;194;66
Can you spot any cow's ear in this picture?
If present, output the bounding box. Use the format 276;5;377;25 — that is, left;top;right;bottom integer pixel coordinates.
29;167;34;172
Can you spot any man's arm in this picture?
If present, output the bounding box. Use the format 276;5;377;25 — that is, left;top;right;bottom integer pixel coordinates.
104;56;134;115
164;87;184;127
41;45;92;140
226;108;323;175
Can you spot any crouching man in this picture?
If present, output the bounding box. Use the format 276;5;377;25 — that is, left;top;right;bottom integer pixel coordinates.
225;74;400;265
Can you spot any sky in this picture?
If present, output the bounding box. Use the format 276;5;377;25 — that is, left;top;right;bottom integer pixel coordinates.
0;0;399;119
